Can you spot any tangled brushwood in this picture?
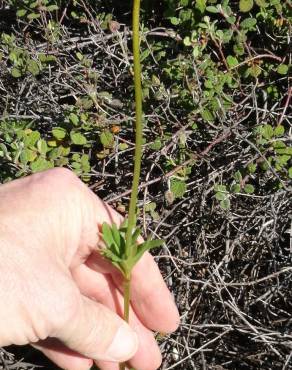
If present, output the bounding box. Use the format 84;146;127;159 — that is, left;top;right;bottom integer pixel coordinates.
0;1;291;369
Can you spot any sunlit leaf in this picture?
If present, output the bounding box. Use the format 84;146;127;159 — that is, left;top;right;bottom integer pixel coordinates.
239;0;254;12
102;222;115;248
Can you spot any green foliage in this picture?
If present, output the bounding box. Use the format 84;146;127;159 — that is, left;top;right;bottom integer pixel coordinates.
0;32;56;79
214;172;256;209
239;0;254;13
253;124;291;181
0;117;92;180
0;4;290;366
0;0;290;194
145;202;160;221
101;220;164;277
170;178;187;199
8;0;59;21
214;184;230;210
100;131;115;149
160;0;290;131
70;132;87;146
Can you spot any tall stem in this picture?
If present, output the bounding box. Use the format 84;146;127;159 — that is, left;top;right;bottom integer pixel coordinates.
125;0;143;260
120;1;142;369
120;276;131;370
123;277;131;322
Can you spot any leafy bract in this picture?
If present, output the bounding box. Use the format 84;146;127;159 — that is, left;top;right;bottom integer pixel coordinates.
100;220;163;277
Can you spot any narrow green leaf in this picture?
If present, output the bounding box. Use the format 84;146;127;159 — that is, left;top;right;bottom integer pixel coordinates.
131;227;141;245
101;249;122;263
111;224;121;249
102;222;115;248
140;239;164;250
132;239;164;266
120;218;129;232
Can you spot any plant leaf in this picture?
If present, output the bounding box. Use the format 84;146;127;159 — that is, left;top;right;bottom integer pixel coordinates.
52;127;66;140
111;223;121;249
215;192;227;201
141;239;164;250
120;218;128;231
277;64;288;75
131;227;141;244
69;113;79;126
132;239;164;266
170;178;187;199
100;131;114;148
101;248;121;263
239;0;254;12
27;60;40;76
11;67;22;78
70;131;87;145
220;198;230;210
102;222;115;248
244;184;255;194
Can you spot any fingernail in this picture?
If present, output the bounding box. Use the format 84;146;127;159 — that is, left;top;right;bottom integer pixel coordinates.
105;324;138;362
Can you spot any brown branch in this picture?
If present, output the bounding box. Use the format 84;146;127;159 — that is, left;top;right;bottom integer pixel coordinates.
227;54;282;72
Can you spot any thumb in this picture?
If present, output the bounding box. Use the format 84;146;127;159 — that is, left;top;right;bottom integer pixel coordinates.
55;294;138;363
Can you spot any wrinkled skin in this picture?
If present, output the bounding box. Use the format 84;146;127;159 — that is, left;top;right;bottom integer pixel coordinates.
0;168;179;370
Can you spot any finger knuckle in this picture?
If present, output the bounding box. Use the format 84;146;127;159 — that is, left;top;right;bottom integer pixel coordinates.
38;167;80;190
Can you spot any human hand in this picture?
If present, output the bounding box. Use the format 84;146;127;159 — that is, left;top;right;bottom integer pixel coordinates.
0;168;179;370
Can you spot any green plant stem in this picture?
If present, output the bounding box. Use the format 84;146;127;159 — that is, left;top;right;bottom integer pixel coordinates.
123;277;131;322
125;0;143;262
119;278;131;370
120;1;142;369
